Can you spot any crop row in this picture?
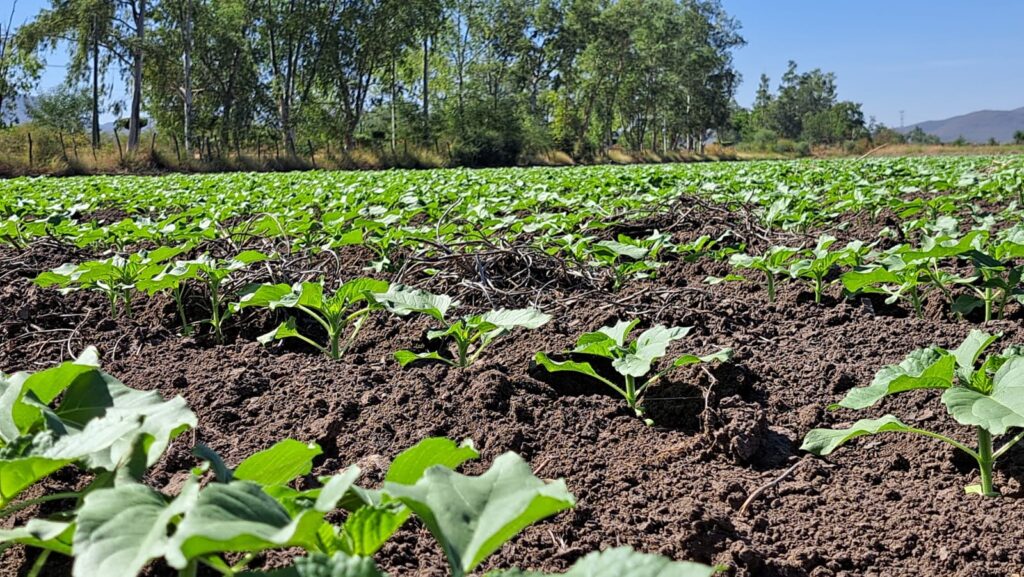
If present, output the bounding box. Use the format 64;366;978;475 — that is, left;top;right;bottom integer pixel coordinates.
0;350;721;577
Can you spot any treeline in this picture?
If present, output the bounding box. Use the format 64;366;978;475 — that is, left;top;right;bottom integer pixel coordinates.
723;61;867;154
1;0;746;168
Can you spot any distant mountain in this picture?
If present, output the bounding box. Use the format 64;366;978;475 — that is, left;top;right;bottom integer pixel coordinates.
898;107;1024;144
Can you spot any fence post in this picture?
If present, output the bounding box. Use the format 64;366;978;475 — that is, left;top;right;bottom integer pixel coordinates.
113;128;124;162
27;132;33;167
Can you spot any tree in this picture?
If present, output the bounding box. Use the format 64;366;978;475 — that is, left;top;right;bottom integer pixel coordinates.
27;85;90;134
1014;130;1024;145
0;1;42;128
20;0;148;152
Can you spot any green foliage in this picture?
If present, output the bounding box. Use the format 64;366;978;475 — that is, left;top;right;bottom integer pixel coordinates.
803;330;1024;497
0;346;195;510
237;278;390;360
35;246;186;317
139;250;270;339
396;308;552;368
0;346;713;577
26;86;91;135
534;320;732;422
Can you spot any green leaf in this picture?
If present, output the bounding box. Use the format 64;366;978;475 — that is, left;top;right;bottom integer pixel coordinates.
73;480;198;577
951;330;1001;376
614;325;691;377
166;481;324;569
383;452;575;576
385;438;479;485
801;415;920;456
596;319;640;347
373;285;454;321
258;317;304;346
834;348;955;410
0;519;74;556
394;350;450;367
339;504;408;556
234;440;323;487
594;240;649;260
479;308;552;331
250;552;389;577
533;353;621;393
491;546;720;577
841;267;900;293
237;283;297;310
672;349;734;368
942;356;1024;435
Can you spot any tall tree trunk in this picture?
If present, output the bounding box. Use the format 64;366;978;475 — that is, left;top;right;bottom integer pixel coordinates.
390;52;396;154
128;0;145;152
182;0;193;154
421;35;429;142
90;15;100;149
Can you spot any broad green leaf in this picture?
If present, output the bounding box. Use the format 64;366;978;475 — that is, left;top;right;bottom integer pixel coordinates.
533;353;621;393
385;438;479;485
237;283;295;310
394;350;450;367
492;546;720;577
259;318;304;346
942;356;1024;435
594;240;648;260
479;308;552;330
841;267;900;293
234;440;323;487
373;285;454;321
6;347;104;437
572;332;616;358
951;330;1001;375
614;325;691;377
383;452;575;576
596;319;640;347
337;278;390;304
672;349;734;368
0;519;73;555
835;348;955;410
73;480;198;577
339;504;408;556
801;415;920;456
0;450;73;507
166;481;324;569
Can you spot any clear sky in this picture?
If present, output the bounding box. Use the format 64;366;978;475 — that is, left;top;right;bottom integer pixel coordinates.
726;0;1024;127
10;0;1024;127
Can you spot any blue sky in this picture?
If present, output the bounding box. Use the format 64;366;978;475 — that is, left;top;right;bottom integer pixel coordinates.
10;0;1024;127
726;0;1024;126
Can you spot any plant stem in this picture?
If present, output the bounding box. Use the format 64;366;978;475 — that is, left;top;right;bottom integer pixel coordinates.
977;427;997;497
339;314;368;358
994;429;1024;460
210;288;223;343
179;560;199;577
984;287;993;323
174;285;192;336
765;272;776;302
909;287;923;318
0;491;81;519
27;550;50;577
625;374;639;415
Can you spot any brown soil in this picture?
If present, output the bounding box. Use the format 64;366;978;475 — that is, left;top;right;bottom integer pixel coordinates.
3;207;1024;577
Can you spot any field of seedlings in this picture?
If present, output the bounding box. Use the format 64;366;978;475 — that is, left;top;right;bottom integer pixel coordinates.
3;156;1024;577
